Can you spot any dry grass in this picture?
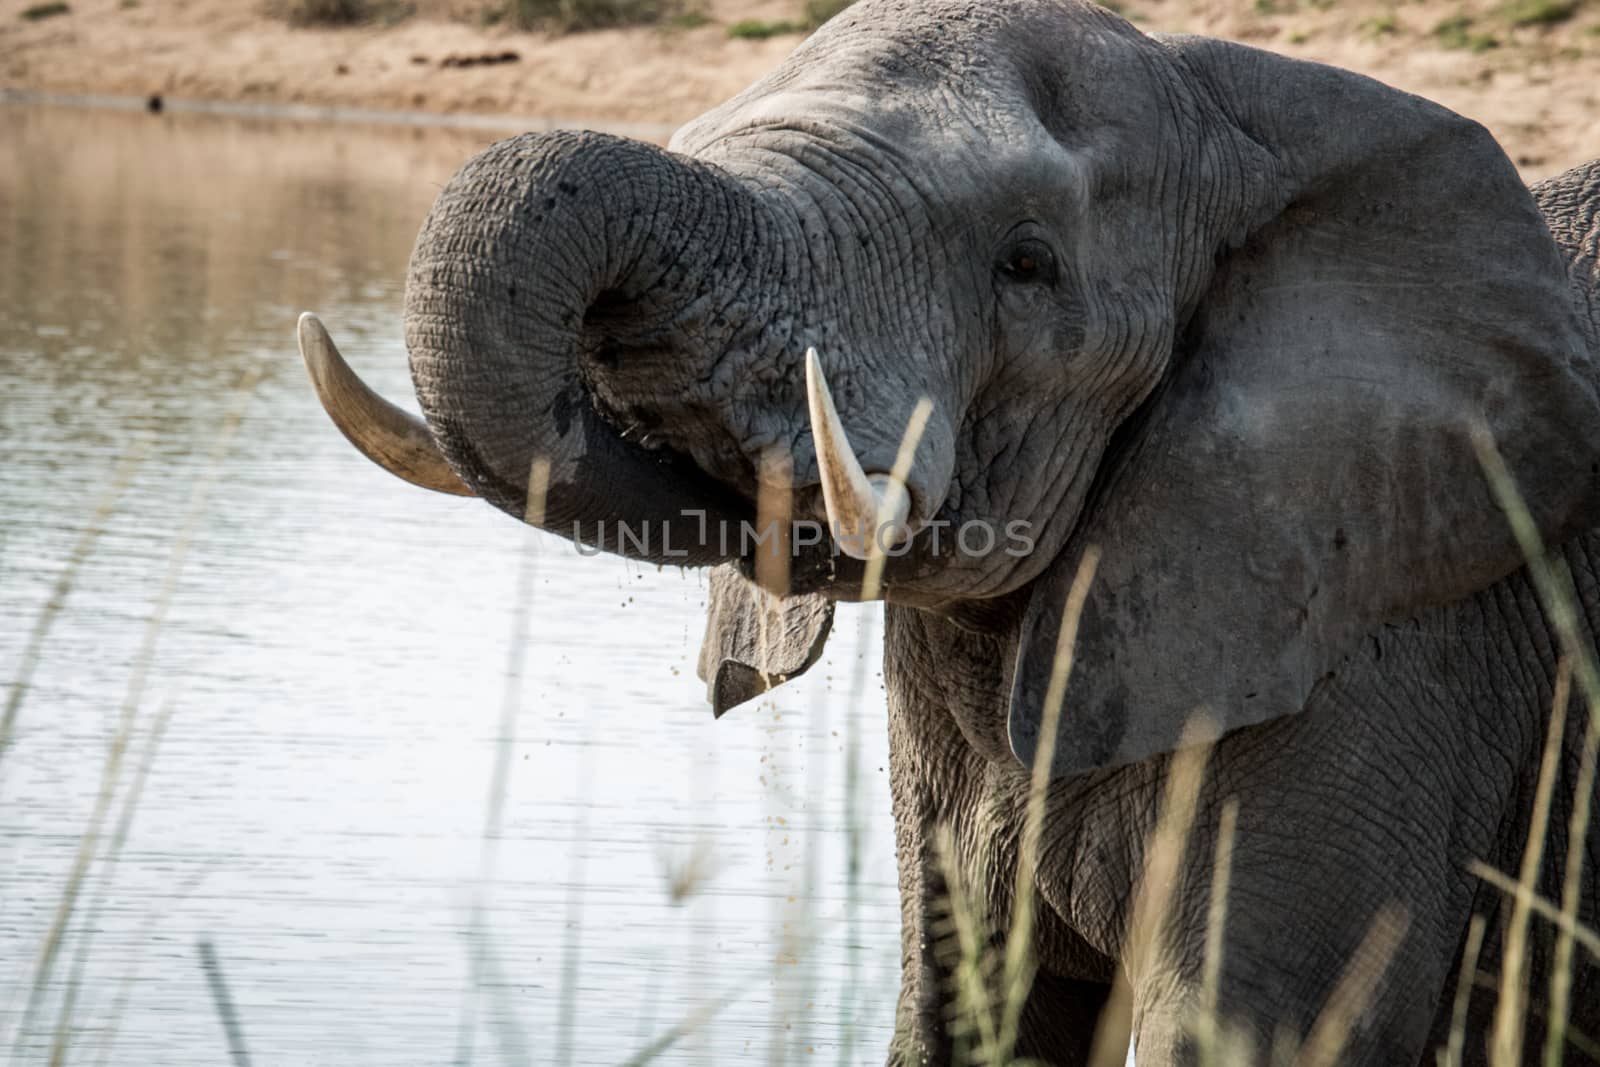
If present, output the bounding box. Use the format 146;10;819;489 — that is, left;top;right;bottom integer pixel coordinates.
1491;659;1572;1064
7;373;259;1063
929;550;1102;1066
0;445;144;766
1476;429;1600;1066
902;430;1600;1067
8;395;1599;1067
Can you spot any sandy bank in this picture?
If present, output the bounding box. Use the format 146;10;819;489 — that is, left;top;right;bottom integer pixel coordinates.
2;0;1597;179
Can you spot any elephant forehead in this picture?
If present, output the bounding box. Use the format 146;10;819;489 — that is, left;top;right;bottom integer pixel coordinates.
673;0;1174;162
687;98;1094;245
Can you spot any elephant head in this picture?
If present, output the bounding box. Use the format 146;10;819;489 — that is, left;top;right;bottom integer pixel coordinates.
302;0;1600;776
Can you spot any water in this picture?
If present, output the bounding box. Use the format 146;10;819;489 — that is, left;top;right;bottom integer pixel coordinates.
0;102;900;1065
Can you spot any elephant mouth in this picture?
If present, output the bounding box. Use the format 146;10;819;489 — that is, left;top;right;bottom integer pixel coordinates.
298;307;927;599
305;312;906;594
300;129;960;596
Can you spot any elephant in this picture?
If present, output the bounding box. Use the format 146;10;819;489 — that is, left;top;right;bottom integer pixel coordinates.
295;0;1600;1062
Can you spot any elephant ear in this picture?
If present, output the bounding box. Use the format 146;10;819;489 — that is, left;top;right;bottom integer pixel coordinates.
1009;38;1600;776
697;564;833;717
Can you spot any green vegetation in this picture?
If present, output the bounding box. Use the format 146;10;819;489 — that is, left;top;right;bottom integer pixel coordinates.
281;0;369;24
20;2;70;20
266;0;849;37
1501;0;1583;26
1434;12;1473;41
274;0;412;26
726;0;853;39
1472;432;1600;1067
803;0;853;25
505;0;681;31
1433;13;1502;50
1362;12;1400;35
727;16;803;37
668;8;710;28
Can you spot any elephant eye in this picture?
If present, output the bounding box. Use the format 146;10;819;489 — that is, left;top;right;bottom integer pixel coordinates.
997;238;1057;286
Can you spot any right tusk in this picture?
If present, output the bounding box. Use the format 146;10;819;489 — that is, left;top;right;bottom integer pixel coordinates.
297;312;475;497
804;347;911;561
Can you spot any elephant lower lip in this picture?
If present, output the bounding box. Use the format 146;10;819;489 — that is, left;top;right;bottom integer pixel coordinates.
736;535;842;592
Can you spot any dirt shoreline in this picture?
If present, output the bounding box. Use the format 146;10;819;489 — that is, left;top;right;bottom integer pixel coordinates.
2;0;1597;180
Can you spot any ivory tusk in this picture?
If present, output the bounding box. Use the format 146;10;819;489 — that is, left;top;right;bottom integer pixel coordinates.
297;312;475;497
804;347;911;561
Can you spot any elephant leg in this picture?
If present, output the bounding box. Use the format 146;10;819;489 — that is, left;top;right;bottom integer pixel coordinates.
1425;893;1600;1067
885;750;1116;1066
1122;888;1456;1066
889;909;1116;1067
888;813;955;1067
884;606;1120;1065
1014;971;1118;1066
1113;807;1470;1062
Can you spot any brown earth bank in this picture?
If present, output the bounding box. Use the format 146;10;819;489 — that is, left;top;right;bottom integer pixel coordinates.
1;0;1597;180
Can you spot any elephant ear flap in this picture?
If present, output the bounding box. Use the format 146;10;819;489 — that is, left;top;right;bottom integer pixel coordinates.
1010;37;1600;777
697;563;833;717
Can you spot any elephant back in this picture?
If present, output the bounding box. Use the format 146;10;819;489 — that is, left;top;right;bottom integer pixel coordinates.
1532;158;1600;358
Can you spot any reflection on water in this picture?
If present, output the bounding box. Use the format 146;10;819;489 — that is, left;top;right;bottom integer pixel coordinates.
0;103;898;1064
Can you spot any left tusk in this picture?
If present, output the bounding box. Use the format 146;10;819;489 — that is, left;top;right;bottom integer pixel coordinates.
298;312;475;497
804;347;911;561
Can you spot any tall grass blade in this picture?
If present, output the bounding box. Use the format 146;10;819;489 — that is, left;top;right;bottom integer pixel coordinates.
0;443;145;770
615;986;742;1067
930;823;1001;1061
90;864;215;1067
478;937;533;1067
1547;671;1600;1067
11;377;255;1063
195;938;252;1066
1474;429;1600;1067
1491;658;1571;1066
837;606;877;1067
553;750;592;1067
996;547;1101;1064
860;397;934;603
1195;798;1240;1066
1439;915;1486;1067
1087;970;1134;1067
1467;863;1600;962
1470;968;1600;1061
788;661;833;1064
1088;713;1217;1067
50;697;177;1065
754;449;794;600
455;457;548;1066
1294;904;1409;1067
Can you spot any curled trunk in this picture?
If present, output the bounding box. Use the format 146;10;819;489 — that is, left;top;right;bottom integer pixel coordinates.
403;130;778;566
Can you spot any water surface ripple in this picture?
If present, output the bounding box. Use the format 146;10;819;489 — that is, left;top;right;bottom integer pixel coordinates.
0;102;898;1066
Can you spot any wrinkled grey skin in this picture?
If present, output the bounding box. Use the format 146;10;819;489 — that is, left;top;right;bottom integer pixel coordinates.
378;2;1600;1063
